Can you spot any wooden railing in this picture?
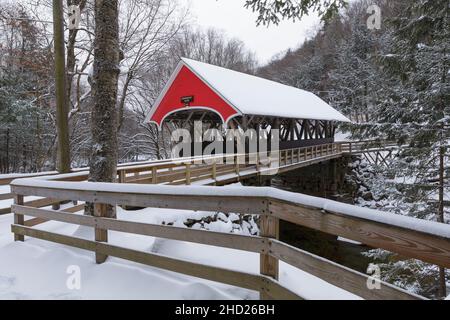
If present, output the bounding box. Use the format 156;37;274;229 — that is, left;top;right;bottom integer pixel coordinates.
9;178;449;300
0;155;212;214
0;140;399;215
117;143;344;186
0;143;342;214
339;140;400;154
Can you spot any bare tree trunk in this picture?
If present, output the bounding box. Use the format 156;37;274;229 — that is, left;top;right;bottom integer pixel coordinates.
53;0;71;173
6;128;9;173
66;0;87;106
87;0;120;218
117;71;133;132
438;146;447;298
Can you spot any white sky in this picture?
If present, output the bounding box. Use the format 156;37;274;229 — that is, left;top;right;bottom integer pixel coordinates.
187;0;321;64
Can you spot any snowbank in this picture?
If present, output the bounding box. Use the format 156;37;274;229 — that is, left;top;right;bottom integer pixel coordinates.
0;206;359;300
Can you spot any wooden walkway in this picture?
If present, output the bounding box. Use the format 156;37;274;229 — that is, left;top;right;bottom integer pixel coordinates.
0;140;399;214
1;139;449;300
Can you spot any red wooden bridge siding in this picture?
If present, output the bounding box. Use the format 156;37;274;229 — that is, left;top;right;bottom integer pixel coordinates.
150;65;239;127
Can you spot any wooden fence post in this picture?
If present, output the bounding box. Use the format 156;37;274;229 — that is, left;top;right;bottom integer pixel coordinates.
118;170;127;209
14;194;24;241
118;170;126;183
212;160;217;180
256;153;260;171
94;203;108;264
259;214;279;300
185;163;191;185
152;167;158;184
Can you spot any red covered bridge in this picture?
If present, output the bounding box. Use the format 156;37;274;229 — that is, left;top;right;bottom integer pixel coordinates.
145;58;350;150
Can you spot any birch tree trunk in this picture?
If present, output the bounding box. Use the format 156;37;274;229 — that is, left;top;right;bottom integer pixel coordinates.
87;0;120;218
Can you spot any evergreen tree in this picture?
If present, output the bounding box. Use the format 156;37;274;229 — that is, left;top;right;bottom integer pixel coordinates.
329;15;381;125
257;0;449;298
244;0;347;25
364;0;450;298
0;4;55;173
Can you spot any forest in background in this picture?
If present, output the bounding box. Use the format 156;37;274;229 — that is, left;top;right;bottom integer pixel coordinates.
257;0;449;297
0;0;258;172
0;0;449;298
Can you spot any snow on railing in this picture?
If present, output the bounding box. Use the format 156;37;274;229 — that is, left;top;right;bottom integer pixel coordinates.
0;139;412;217
0;143;344;213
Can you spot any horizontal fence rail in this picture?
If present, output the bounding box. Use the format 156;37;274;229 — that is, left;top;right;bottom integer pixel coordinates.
10;225;300;300
8;177;444;300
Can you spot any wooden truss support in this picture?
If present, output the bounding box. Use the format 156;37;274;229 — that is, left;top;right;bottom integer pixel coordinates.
362;150;394;167
162;111;336;147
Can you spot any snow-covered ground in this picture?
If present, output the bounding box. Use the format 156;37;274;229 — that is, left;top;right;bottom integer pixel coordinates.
0;205;360;300
0;185;10;194
334;130;351;142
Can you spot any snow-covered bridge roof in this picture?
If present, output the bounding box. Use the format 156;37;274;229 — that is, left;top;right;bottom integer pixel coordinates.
145;58;350;127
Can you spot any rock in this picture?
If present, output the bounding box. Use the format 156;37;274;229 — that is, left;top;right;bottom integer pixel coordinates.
362;191;374;201
217;212;228;222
